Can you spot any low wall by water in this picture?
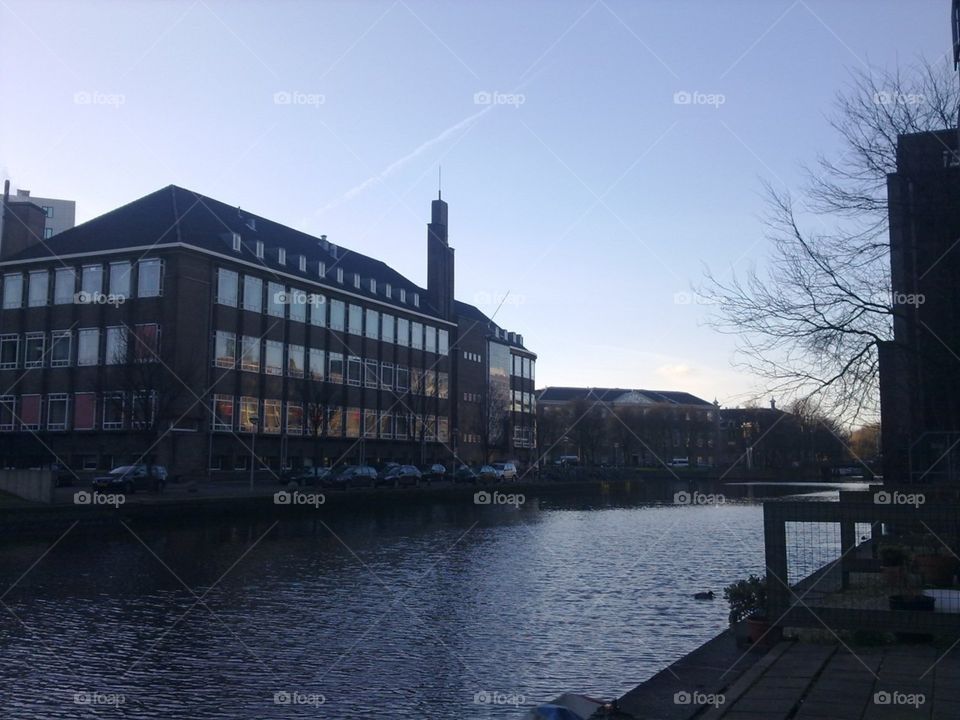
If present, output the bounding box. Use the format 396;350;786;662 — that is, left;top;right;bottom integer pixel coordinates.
0;469;55;504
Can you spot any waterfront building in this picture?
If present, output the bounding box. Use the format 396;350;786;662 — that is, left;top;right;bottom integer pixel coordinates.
536;386;719;466
0;185;535;477
880;129;960;485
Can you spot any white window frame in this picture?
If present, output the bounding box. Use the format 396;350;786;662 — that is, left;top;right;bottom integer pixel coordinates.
50;330;72;367
137;258;163;298
24;332;45;368
46;394;70;431
216;268;239;306
0;334;19;369
77;328;100;366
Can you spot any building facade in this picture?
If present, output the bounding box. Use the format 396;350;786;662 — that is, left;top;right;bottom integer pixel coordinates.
880;129;960;485
4;188;76;239
536;387;719;467
0;185;535;478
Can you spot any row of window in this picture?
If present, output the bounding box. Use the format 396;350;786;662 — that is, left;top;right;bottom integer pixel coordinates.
512;354;536;381
212;395;450;441
213;331;449;397
215;269;449;352
225;242;421;308
513;426;536;448
0;392;155;432
510;390;537;414
2;259;163;309
0;325;160;369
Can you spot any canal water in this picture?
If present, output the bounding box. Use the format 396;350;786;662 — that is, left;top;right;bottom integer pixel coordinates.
0;491;831;718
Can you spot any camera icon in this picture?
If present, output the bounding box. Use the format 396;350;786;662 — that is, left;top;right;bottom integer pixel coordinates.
673;691;692;705
74;490;92;505
473;690;491;704
673;291;692;305
673;491;691;505
73;91;92;105
673;90;692;105
873;490;891;505
273;91;292;105
473;91;492;105
474;491;491;505
74;291;91;304
873;691;891;705
274;690;292;704
274;491;291;505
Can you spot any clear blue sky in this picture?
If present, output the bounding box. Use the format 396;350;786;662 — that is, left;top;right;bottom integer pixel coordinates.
1;0;952;405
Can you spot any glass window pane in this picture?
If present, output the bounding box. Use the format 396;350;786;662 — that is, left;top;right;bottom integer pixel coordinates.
138;259;161;297
3;274;23;309
28;271;48;306
54;268;76;304
109;262;131;298
243;275;263;312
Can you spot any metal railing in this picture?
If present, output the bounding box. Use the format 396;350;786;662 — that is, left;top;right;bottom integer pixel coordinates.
764;491;960;636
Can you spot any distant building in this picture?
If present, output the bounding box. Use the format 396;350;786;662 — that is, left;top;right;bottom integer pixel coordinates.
0;185;534;477
536;386;719;466
880;129;960;485
6;188;76;239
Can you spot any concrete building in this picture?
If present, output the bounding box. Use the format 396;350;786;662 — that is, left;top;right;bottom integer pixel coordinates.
5;188;76;239
0;185;535;478
880;129;960;485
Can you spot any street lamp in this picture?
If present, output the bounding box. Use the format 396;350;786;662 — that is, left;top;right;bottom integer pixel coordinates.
249;415;260;492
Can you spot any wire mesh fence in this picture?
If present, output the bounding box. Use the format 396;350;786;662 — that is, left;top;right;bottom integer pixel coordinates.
764;490;960;636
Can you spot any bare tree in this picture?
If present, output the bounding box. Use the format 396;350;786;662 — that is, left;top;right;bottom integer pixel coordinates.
701;57;958;424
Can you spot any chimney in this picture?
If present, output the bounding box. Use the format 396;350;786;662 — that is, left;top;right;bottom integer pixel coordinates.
427;192;454;320
1;181;48;260
770;398;777;410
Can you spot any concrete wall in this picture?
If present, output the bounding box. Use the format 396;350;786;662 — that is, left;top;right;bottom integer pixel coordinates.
0;469;54;503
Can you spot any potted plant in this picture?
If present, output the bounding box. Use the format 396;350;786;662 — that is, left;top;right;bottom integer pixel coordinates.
879;545;908;588
724;574;773;646
913;538;957;588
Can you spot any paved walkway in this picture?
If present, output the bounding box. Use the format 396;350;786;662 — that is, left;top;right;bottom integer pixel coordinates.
698;641;960;720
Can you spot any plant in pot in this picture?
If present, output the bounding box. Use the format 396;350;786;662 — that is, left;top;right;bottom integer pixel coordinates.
913;536;957;588
879;545;909;589
724;574;773;647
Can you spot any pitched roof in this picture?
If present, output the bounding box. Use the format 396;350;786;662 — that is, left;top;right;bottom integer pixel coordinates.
537;386;713;406
4;185;432;317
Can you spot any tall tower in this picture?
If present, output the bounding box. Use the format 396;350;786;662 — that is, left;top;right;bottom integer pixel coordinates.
427;191;455;319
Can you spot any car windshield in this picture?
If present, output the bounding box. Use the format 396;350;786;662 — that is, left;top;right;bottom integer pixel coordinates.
109;466;136;475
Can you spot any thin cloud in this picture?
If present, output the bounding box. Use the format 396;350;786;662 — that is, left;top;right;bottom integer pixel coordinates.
316;105;493;216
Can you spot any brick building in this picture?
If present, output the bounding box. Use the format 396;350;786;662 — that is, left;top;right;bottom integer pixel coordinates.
0;185;535;478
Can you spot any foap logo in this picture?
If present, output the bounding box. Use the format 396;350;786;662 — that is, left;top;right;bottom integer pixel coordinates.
474;490;525;508
274;490;325;508
273;690;325;707
873;690;925;708
274;291;324;307
74;90;126;108
473;90;525;108
75;290;125;307
273;91;325;108
673;291;719;306
874;490;925;508
673;90;725;108
473;690;526;707
674;691;725;708
473;291;527;308
891;291;925;307
74;490;125;508
873;91;926;106
74;691;125;707
674;490;725;506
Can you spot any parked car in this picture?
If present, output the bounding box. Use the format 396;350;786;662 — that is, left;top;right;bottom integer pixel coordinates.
282;467;331;487
453;465;478;484
92;464;167;494
421;464;447;483
382;465;422;488
328;465;377;489
668;458;689;468
375;462;400;481
477;465;499;483
492;462;518;481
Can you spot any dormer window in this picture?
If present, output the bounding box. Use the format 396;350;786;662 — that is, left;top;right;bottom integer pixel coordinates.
413;293;419;307
318;261;326;277
353;274;360;289
246;218;257;231
385;283;392;298
278;248;286;266
231;232;241;252
336;268;343;283
399;289;406;303
299;255;306;272
370;279;376;293
255;241;264;259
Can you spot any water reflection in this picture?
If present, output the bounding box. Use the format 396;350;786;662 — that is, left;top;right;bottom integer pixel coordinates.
0;493;774;718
